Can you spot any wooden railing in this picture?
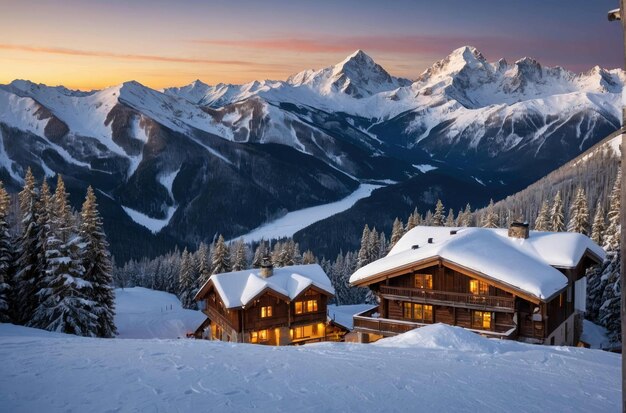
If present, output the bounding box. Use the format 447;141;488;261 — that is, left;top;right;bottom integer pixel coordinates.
379;285;515;311
353;314;422;336
205;305;235;330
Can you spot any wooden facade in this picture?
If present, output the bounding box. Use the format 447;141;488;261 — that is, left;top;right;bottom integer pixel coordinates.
352;253;599;346
195;283;334;346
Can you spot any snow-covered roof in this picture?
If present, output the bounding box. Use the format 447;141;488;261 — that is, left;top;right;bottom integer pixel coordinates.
350;226;605;301
196;264;335;309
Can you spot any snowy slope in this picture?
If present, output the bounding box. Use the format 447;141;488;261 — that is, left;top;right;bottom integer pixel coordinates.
234;183;382;242
0;323;619;412
114;287;205;339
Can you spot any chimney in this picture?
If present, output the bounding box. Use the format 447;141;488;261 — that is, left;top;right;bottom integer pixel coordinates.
260;256;273;278
508;221;529;239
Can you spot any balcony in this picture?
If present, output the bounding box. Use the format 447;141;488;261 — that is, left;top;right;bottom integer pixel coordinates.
353;308;517;339
379;285;515;312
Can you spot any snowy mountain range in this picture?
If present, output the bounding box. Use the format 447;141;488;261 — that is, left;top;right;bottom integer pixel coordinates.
0;46;622;261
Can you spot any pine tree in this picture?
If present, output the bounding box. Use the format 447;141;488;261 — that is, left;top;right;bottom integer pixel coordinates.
211;235;231;274
178;248;196;309
356;225;371;269
405;208;419;232
432;200;445;226
604;172;621;251
445;208;455;227
368;228;380;262
481;199;499;228
549;191;565;232
32;175;97;336
0;182;12;322
534;200;550;231
231;239;248;271
590;202;605;246
302;250;316;264
252;241;268;268
377;232;387;260
460;204;472;227
567;187;590;235
196;242;211;287
389;218;405;250
79;186;116;337
15;168;44;325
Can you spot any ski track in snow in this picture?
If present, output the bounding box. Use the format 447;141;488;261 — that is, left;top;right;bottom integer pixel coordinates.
233;183;382;243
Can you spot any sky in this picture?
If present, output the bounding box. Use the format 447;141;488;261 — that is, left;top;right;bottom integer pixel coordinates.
0;0;623;90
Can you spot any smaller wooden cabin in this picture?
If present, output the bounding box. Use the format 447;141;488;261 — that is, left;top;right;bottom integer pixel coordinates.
194;262;335;345
349;224;604;346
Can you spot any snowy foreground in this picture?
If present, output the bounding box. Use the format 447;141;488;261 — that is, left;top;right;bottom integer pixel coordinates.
0;321;619;412
114;287;205;339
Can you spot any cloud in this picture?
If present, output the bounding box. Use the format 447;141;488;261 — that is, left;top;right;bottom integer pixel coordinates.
0;43;254;66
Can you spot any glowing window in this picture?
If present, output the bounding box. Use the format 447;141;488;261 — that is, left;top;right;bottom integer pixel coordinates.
261;306;272;318
472;311;491;329
250;331;258;343
292;325;315;339
295;301;303;314
306;300;318;312
414;274;433;289
258;329;268;341
470;279;489;295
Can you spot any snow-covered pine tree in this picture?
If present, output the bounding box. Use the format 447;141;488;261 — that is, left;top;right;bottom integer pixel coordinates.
481;199;498;228
178;248;196;309
604;172;621;251
15;168;44;325
231;238;248;271
549;191;565;232
0;181;12;322
445;208;455;227
534;200;550;231
211;234;231;274
432;200;445;226
460;203;472;227
423;210;433;226
196;242;211;287
567;187;590;235
368;228;380;262
356;225;371;269
330;251;347;305
302;250;316;264
586;171;621;344
79;186;116;338
389;218;405;251
590;202;605;246
271;241;284;267
252;241;268;268
405;208;419;232
33;175;97;336
377;232;387;260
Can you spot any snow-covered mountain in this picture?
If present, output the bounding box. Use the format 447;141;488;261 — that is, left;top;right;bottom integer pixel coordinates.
0;47;622;261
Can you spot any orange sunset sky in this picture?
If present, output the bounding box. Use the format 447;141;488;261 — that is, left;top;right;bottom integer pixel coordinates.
0;0;621;90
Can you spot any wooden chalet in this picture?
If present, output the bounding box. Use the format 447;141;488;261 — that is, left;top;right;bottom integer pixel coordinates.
194;261;335;345
349;223;604;345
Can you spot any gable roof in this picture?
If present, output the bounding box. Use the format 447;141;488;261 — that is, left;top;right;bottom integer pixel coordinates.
349;226;605;301
195;264;335;309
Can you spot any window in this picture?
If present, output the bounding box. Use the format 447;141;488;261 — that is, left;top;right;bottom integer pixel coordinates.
414;274;433;289
261;306;273;318
559;293;563;308
472;311;492;329
295;300;318;314
469;279;489;295
403;302;412;320
250;331;258;343
402;302;433;322
292;324;315;340
257;329;268;342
